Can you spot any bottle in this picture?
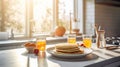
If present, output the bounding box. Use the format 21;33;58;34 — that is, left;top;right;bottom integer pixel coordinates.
96;30;106;48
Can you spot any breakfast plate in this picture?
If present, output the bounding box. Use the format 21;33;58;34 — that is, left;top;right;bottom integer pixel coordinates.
47;47;93;58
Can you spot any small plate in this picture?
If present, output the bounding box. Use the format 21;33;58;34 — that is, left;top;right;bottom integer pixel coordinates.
47;47;92;58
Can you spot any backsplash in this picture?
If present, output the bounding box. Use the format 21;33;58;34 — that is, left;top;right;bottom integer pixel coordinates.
85;0;95;35
95;4;120;37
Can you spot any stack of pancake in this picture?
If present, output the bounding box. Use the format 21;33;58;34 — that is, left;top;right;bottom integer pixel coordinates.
55;43;84;54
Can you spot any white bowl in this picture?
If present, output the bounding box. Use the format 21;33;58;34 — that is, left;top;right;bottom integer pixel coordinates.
25;46;35;53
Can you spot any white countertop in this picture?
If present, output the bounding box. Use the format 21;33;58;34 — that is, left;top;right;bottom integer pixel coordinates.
0;37;68;44
0;44;119;67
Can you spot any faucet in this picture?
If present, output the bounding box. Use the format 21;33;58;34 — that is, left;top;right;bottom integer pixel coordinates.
10;28;14;39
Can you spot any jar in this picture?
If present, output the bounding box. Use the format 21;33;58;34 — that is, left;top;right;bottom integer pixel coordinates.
96;30;106;48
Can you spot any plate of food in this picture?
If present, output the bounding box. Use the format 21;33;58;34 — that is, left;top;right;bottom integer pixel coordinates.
47;43;93;58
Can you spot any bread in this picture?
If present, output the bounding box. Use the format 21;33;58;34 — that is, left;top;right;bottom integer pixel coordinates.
55;43;84;54
24;42;36;47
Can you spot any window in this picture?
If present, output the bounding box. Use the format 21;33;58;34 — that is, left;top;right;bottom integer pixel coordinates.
0;0;80;38
0;1;1;31
58;0;74;33
1;0;26;36
33;0;53;34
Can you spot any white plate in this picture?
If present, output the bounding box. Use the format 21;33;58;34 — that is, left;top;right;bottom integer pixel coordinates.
47;47;93;58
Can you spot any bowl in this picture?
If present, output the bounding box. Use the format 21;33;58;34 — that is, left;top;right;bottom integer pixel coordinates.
25;46;35;53
23;42;36;53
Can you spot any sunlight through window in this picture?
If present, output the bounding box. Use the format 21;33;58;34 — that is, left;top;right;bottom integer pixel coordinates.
0;0;75;38
3;0;26;36
33;0;53;34
58;0;74;33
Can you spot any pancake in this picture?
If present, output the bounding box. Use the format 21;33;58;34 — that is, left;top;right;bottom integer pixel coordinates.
55;43;78;49
55;50;84;54
56;48;80;53
55;43;84;54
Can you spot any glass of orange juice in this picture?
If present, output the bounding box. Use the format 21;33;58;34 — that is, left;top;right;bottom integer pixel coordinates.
36;37;46;52
83;35;92;48
67;34;76;44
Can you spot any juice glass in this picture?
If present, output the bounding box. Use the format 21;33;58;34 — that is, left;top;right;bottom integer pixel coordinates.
67;34;76;44
36;37;46;51
83;35;92;48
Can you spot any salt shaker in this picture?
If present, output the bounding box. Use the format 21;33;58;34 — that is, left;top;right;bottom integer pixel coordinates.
96;30;106;48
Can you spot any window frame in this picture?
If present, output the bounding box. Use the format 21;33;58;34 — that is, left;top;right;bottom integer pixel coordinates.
0;0;80;39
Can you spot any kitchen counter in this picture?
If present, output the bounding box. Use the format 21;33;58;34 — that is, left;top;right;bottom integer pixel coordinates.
0;44;119;67
0;36;82;50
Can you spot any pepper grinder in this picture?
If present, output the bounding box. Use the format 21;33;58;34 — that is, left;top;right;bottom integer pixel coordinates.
96;30;106;48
